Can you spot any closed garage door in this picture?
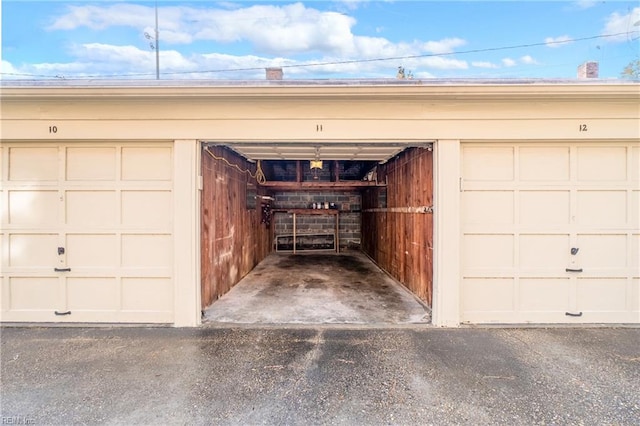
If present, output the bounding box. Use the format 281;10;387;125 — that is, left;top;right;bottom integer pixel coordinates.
461;142;639;324
1;143;174;323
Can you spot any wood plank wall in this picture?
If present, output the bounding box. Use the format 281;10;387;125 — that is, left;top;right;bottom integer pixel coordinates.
201;146;272;309
361;147;434;306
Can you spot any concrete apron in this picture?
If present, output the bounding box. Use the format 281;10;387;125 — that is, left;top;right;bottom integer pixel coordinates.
203;250;431;325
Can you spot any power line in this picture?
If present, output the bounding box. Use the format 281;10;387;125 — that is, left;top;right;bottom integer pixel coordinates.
1;31;638;80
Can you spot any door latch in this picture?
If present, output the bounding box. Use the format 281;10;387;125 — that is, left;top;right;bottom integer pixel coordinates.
58;247;65;255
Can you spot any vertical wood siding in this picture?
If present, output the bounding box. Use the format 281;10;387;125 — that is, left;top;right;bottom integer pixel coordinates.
200;146;271;309
362;147;434;306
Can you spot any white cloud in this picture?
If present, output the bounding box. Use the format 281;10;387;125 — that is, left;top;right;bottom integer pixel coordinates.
38;2;471;79
46;3;468;63
417;57;468;70
472;61;498;69
520;55;538;65
602;7;640;42
573;1;598;9
502;58;517;67
412;70;436;79
48;4;152;31
48;3;358;56
1;60;21;75
545;35;573;48
336;0;368;11
421;38;466;54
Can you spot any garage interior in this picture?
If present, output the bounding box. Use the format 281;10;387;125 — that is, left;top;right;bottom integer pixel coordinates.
200;141;434;324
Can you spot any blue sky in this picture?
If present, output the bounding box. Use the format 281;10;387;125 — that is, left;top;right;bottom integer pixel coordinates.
1;1;639;80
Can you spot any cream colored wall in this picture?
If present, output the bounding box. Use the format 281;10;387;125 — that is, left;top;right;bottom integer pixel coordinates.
173;139;201;327
2;84;639;142
432;140;462;326
1;83;638;327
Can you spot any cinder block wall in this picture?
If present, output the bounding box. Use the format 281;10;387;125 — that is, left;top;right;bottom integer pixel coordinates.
273;191;361;248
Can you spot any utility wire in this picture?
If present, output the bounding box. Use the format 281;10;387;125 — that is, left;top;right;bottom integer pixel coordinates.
1;31;638;79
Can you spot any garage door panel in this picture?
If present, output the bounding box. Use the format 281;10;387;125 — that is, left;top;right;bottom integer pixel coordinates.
519;146;570;181
578;234;627;269
631;147;640;181
520;191;570;225
577;191;627;227
66;147;116;181
631;234;639;272
519;278;570;311
9;234;58;268
1;142;176;324
9;147;58;181
9;277;58;310
9;191;59;226
519;234;569;270
67;234;118;268
122;147;172;181
577;278;628;312
463;146;514;181
122;234;172;268
462;142;638;324
462;278;514;312
121;191;172;229
122;278;173;312
577;146;627;181
463;191;513;224
631;191;639;227
66;278;118;311
463;234;514;269
66;191;117;228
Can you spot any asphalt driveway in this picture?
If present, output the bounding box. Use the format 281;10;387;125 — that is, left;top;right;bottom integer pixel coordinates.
1;326;638;425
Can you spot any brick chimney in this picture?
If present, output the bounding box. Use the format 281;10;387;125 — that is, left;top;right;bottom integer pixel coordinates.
577;61;599;79
266;67;283;80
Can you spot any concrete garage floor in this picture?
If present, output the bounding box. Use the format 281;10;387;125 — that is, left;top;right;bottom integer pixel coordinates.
203;251;431;325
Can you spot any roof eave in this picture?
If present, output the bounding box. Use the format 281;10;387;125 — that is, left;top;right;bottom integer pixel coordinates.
1;80;638;102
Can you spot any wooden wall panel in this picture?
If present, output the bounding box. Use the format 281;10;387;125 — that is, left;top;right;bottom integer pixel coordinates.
201;146;271;309
362;147;433;306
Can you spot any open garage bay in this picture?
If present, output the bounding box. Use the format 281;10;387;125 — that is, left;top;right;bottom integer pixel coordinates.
203;251;431;325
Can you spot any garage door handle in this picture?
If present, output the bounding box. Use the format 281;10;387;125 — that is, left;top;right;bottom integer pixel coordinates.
54;267;71;272
54;311;71;316
565;312;583;317
565;268;583;273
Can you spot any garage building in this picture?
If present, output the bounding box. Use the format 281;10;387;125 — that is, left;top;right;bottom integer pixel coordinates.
1;79;638;326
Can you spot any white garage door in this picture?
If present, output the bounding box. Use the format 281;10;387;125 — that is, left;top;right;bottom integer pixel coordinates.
1;143;174;323
461;142;639;324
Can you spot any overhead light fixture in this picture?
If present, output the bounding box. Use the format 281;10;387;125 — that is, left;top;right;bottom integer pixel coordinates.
310;147;323;180
310;160;323;169
310;146;323;169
